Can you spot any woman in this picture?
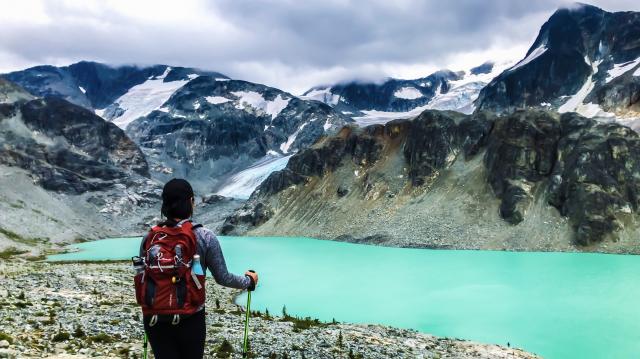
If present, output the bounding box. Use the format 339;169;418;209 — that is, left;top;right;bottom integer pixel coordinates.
139;178;258;358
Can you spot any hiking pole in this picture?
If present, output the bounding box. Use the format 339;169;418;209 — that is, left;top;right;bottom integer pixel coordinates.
243;270;256;358
143;332;148;359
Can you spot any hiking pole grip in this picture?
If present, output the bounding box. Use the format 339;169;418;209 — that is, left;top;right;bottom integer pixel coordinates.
246;269;256;291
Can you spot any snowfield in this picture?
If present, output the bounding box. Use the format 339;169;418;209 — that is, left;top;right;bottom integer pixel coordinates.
205;96;232;105
231;91;291;119
558;58;602;114
301;87;340;105
606;57;640;83
509;44;548;72
393;87;423;100
110;67;197;129
280;122;308;153
352;60;514;125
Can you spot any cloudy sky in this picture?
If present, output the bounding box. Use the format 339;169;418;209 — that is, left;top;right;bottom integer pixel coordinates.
1;0;639;94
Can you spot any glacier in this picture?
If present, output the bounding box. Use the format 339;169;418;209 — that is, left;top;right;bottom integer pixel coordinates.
215;155;292;199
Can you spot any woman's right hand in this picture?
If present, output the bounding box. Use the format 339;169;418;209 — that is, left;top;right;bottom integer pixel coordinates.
245;270;258;290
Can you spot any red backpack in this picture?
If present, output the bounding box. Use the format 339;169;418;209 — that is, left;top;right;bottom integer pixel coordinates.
133;220;206;317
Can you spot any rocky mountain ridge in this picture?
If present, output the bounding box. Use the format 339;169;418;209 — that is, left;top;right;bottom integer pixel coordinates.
303;62;512;125
2;62;353;197
223;109;640;253
0;78;163;246
127;75;352;194
477;4;640;127
3;61;226;111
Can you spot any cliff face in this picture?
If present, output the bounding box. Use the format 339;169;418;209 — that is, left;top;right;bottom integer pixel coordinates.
222;109;640;252
0;97;149;193
0;81;162;246
476;5;640;121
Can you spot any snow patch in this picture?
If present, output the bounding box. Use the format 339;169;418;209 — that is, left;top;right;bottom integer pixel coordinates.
606;57;640;83
264;94;290;118
205;96;231;105
301;87;340;106
109;67;196;129
193;101;201;110
323;119;332;131
231;91;290;119
78;86;86;94
575;103;615;119
559;60;602;114
280;122;308;153
509;44;547;72
393;87;423;100
353;109;418;126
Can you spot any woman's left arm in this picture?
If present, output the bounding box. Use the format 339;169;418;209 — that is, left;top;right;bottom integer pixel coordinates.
201;229;251;289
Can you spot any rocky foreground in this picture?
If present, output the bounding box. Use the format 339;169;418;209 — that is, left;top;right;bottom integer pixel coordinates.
0;259;538;359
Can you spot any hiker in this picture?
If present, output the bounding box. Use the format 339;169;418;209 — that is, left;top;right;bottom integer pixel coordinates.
133;178;258;359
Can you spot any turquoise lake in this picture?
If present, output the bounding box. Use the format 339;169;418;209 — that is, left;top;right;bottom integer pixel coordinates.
48;236;640;359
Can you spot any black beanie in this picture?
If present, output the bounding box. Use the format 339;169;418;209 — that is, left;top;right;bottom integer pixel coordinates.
162;178;194;202
161;179;194;221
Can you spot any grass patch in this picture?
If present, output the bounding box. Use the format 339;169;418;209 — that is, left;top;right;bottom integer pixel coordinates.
0;332;13;344
52;331;70;342
13;301;32;309
0;227;22;241
278;305;335;331
0;247;27;259
73;326;85;338
26;254;47;262
215;339;235;358
87;333;114;344
0;227;45;246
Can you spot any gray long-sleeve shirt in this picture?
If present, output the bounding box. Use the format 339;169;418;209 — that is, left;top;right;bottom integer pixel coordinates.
139;221;251;290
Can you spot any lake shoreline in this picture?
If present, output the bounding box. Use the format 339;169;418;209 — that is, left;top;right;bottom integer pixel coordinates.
41;232;640;260
0;260;538;358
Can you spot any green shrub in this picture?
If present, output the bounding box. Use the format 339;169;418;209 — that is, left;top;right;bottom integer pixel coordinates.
73;326;85;338
0;247;27;259
52;331;70;342
87;333;114;344
0;332;12;344
215;339;234;358
0;228;22;241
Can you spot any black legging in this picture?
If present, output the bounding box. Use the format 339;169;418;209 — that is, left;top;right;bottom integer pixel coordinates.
144;310;206;359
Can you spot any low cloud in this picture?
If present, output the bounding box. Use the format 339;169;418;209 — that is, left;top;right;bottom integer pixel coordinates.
0;0;638;94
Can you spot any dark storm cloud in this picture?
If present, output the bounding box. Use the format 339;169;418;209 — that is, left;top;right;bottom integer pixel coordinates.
0;0;639;93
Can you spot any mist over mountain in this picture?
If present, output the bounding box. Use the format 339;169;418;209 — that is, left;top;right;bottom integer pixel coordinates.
477;4;640;127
